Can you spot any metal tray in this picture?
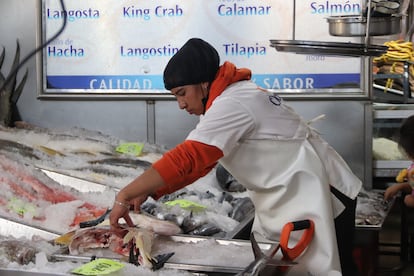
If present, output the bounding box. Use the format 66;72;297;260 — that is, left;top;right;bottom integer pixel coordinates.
326;14;402;36
270;39;387;57
0;270;63;276
0;216;60;241
52;235;278;274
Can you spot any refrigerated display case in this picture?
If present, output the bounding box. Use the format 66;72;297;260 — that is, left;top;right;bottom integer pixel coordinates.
372;104;414;188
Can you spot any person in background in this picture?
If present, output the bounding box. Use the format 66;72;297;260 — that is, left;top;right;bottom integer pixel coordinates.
384;115;414;208
109;38;362;275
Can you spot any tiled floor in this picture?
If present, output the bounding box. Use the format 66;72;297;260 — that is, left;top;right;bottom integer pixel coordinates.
376;198;414;276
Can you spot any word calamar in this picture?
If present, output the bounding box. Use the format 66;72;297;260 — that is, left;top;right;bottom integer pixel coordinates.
217;4;272;16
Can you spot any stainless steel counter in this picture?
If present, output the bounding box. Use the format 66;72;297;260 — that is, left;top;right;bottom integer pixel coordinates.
355;189;394;230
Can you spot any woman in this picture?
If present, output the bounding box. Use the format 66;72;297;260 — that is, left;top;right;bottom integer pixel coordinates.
109;38;362;275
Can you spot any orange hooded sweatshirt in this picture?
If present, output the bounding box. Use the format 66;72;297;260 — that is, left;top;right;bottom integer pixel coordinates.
152;62;251;198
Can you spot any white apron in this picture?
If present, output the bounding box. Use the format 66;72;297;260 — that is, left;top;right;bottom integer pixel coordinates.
187;81;362;275
219;121;348;276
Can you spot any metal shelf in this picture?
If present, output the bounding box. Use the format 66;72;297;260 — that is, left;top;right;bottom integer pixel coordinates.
373;61;414;103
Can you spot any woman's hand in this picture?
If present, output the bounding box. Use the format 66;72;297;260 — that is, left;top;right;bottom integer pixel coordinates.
404;194;414;208
109;199;134;236
108;167;166;235
109;194;149;236
384;182;412;202
130;194;149;212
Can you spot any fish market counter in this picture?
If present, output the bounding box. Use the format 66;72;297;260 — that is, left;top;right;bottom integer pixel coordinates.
0;126;261;275
353;189;398;276
0;123;400;275
355;189;393;230
0;189;396;276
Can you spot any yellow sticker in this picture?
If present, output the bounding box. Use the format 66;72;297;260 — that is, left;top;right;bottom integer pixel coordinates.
165;199;206;212
116;142;144;156
71;258;125;275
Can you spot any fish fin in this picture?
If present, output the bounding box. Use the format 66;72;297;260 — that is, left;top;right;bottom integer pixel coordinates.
125;228;155;268
123;229;136;244
54;230;76;245
135;229;154;260
37;145;65;156
151;252;175;270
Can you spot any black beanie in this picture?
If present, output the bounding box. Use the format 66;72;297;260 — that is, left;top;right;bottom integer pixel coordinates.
163;38;220;90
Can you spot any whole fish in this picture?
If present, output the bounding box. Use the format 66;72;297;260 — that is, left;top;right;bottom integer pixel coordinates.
0;139;40;160
88;157;152;169
188;222;222;236
74;166;127;178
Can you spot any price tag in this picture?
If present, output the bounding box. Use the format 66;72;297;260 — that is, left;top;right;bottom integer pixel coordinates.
116;142;144;156
165;199;206;212
7;197;37;216
71;258;124;275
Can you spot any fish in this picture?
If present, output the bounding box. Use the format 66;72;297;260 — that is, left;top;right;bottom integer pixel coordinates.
123;226;175;270
230;197;255;222
88;157;152;169
0;139;40;160
73;166;127;178
187;222;223;236
0;154;108;227
65;215;178;269
216;164;246;192
123;227;155;268
140;193;242;236
66;213;181;255
181;211;208;233
0;155;75;203
129;213;182;236
67;226;128;256
140;198;201;233
0;124;117;157
0;239;38;265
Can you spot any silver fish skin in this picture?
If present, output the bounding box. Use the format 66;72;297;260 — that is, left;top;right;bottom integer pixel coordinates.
129;213;182;236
